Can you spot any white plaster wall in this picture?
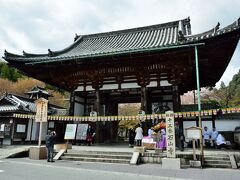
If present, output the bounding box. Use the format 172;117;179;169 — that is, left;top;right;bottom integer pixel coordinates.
75;80;172;92
26;121;47;141
215;119;240;132
26;119;33;141
202;121;213;131
182;119;240;134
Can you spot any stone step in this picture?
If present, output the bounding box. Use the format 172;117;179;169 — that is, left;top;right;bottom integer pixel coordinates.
61;156;130;164
64;153;132;160
204;162;232;168
67;150;132;156
204;159;231;165
204;154;229;157
204;156;230;161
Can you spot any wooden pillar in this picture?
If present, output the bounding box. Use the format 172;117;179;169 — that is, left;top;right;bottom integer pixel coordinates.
93;88;100;114
172;85;180;112
93;87;101;143
83;96;87;116
105;101;118;143
137;72;150;136
212;115;216;128
69;91;75;116
141;85;147;112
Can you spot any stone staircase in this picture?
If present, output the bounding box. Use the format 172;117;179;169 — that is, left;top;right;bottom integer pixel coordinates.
61;150;132;164
204;154;232;168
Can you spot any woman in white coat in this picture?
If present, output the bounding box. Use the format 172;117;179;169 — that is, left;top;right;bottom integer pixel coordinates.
135;124;143;146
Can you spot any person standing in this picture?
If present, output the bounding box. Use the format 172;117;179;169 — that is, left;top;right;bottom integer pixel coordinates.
211;127;219;148
45;130;56;162
128;127;135;147
203;126;211;147
156;130;162;149
135;124;143;146
159;129;166;150
148;127;154;137
86;125;94;146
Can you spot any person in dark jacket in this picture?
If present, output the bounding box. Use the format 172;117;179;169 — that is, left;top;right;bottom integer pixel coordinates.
128;127;135;147
86;125;94;146
45;130;56;162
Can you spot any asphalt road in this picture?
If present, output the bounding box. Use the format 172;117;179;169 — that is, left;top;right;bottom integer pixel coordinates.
0;158;239;180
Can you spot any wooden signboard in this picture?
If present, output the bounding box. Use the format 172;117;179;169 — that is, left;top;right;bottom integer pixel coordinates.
35;98;48;147
35;98;48;122
185;126;202;161
185;126;202;139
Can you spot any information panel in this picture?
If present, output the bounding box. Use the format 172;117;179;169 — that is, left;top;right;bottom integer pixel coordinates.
64;124;77;140
16;124;26;133
76;124;88;140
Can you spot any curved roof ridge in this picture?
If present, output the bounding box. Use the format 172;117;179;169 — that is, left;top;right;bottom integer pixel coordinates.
82;17;190;39
22;50;48;57
4;50;24;58
186;17;240;40
3;18;189;59
186;22;220;39
5;17;240;65
4;35;84;59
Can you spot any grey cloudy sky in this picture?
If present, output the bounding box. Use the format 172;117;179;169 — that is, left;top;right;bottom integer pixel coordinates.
0;0;239;87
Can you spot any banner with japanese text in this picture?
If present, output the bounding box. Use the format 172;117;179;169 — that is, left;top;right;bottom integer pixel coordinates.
165;111;176;158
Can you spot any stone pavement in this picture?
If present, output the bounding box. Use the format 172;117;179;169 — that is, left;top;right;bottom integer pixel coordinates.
1;144;240;165
1;157;240;180
0;144;240;180
1;143;240;157
0;145;30;159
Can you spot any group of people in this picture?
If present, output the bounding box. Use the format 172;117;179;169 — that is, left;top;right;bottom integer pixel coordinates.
203;126;227;148
128;124;144;147
129;124;227;150
128;124;167;149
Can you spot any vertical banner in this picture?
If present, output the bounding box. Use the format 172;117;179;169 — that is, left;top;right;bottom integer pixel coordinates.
165;111;176;158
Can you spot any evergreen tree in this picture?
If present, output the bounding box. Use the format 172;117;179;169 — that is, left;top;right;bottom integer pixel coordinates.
1;63;10;79
0;62;22;82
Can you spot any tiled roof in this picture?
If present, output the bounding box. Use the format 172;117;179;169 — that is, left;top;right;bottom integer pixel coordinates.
4;18;191;63
0;105;19;112
3;17;240;65
25;86;52;96
0;93;67;115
